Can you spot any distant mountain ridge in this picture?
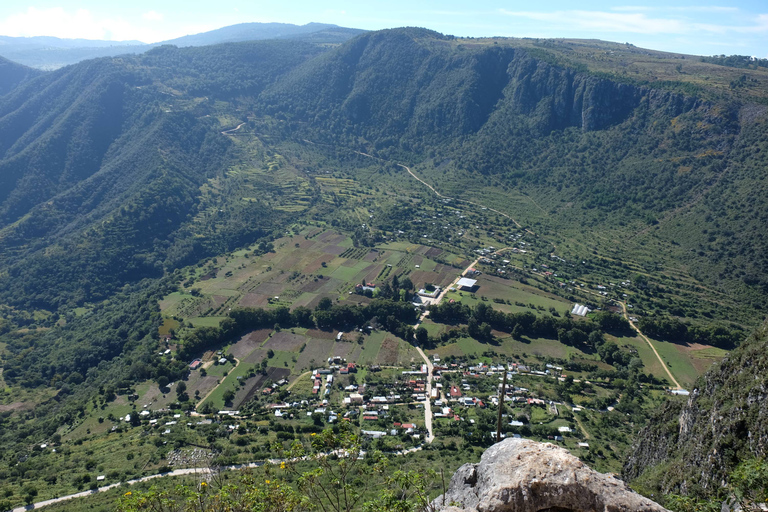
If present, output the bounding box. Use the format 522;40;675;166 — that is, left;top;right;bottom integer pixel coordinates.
0;34;143;48
0;22;365;70
160;22;363;47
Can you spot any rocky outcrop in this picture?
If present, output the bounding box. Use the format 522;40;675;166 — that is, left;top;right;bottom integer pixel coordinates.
624;323;768;496
433;438;668;512
502;51;699;134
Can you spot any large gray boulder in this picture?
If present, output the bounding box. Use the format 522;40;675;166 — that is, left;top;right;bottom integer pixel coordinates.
432;438;668;512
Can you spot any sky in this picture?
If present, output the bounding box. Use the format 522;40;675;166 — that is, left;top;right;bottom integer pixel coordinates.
0;1;765;57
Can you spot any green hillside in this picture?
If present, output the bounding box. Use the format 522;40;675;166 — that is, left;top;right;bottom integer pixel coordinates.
0;28;766;511
0;55;42;96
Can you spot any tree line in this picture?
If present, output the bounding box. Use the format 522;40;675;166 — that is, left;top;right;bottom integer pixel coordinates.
179;297;420;360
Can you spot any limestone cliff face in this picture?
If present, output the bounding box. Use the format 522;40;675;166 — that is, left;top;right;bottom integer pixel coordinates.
502;52;699;133
433;438;668;512
624;324;768;495
261;29;700;141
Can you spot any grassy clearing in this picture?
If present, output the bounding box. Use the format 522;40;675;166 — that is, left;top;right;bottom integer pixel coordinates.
199;360;254;410
612;335;669;385
649;338;701;389
158;318;180;336
690;346;728;359
267;350;296;371
205;361;235;377
420;319;445;337
188;316;225;327
431;333;601;366
357;331;386;364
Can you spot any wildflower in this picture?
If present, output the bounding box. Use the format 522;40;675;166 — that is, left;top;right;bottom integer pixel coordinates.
200;482;207;487
280;462;286;469
310;433;316;436
124;492;132;496
266;480;270;484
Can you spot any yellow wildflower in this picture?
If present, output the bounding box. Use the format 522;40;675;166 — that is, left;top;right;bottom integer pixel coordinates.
124;492;132;496
280;462;286;469
200;482;207;487
310;433;316;436
266;480;270;484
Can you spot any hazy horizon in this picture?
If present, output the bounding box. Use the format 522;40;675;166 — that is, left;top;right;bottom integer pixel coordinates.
0;1;766;57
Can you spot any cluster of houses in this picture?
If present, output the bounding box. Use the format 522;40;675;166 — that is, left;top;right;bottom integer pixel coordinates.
297;353;587;446
354;282;377;294
261;378;288;396
312;357;357;395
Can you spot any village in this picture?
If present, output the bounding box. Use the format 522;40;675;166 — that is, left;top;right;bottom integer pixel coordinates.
93;351;598;470
82;217;708;480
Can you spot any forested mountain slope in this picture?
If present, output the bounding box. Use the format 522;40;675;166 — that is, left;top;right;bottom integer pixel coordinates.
162;22;363;47
0;55;42;96
0;40;326;309
1;28;767;313
257;28;768;311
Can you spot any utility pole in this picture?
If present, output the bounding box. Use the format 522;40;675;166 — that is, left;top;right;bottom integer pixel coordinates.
496;368;508;443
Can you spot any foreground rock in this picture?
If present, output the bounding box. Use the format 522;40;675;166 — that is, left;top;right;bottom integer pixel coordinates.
433;438;668;512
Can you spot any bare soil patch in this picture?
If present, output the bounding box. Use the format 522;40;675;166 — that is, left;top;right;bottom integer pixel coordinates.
346;295;373;306
253;282;284;296
0;402;33;413
243;348;269;365
234;367;291;409
230;329;272;358
425;247;443;259
363;265;385;283
304;256;332;273
377;337;400;365
297;238;316;249
410;270;453;288
238;293;269;307
300;277;329;293
306;329;336;339
296;338;334;370
322;245;346;256
187;375;219;398
317;231;337;242
329;341;357;360
263;332;306;351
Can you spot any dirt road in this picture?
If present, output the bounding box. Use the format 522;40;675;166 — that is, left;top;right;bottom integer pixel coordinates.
620;302;682;389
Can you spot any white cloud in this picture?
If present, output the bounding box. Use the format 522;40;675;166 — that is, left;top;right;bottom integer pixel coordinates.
499;10;686;34
612;5;739;13
610;6;655;12
0;7;105;40
0;7;200;43
747;13;768;33
498;9;762;36
142;11;164;22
